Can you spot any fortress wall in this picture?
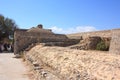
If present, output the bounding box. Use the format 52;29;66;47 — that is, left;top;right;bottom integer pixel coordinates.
14;29;68;40
67;30;112;39
14;30;27;54
14;28;120;55
67;29;120;54
109;29;120;55
14;29;80;54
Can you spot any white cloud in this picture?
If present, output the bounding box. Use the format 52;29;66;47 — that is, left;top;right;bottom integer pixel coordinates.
49;26;63;33
49;26;97;34
75;26;97;32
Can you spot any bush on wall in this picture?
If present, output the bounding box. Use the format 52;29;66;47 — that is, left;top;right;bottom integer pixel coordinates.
96;40;109;51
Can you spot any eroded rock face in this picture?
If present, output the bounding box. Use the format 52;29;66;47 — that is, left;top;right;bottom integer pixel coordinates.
70;36;101;50
84;36;101;50
101;37;111;50
25;45;120;80
70;36;111;51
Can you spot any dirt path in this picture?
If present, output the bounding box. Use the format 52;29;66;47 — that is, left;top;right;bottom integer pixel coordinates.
0;53;30;80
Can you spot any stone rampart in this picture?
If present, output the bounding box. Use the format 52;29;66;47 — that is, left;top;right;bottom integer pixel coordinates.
67;29;120;54
109;29;120;55
14;28;120;55
67;30;111;39
14;29;80;54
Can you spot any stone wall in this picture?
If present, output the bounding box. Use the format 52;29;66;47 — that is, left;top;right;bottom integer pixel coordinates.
67;29;120;54
109;29;120;55
14;28;120;55
67;30;111;39
14;29;80;54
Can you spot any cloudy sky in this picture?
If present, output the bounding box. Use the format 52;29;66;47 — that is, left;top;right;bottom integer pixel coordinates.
0;0;120;34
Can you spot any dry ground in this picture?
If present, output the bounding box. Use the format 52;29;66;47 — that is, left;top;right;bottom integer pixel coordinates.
26;45;120;80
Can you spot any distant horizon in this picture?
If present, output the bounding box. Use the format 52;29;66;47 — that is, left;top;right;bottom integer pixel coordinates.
0;0;120;34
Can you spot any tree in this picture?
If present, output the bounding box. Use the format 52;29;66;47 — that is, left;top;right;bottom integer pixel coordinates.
0;14;18;41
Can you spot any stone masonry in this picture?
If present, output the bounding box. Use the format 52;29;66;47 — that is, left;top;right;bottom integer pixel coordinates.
14;25;80;54
109;29;120;55
14;24;120;55
67;29;120;54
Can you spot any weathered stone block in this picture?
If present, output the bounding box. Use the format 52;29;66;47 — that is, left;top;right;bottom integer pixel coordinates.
109;29;120;55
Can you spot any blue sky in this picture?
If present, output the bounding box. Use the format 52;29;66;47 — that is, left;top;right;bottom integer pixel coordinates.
0;0;120;34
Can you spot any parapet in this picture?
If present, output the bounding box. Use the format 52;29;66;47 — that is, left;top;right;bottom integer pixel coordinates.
27;24;53;34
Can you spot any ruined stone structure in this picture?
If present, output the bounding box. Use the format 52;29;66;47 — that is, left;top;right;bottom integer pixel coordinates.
70;36;102;50
14;25;80;54
13;24;120;80
67;30;112;39
109;29;120;55
14;24;120;55
67;29;120;54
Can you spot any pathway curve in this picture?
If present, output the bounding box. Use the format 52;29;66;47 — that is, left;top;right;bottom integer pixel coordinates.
0;53;30;80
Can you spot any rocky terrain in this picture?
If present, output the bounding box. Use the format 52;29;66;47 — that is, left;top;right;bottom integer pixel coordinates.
24;44;120;80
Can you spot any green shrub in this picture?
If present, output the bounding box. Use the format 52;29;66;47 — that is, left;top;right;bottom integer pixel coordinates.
96;41;109;51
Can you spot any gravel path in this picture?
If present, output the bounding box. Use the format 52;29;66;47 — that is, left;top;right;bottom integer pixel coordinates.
0;53;30;80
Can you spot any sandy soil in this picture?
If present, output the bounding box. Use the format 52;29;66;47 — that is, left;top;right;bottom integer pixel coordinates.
0;53;30;80
26;45;120;80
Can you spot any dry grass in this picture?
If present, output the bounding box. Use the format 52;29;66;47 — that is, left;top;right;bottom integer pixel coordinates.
26;45;120;80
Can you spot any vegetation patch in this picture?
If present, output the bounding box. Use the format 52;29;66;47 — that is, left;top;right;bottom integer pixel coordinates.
96;40;109;51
